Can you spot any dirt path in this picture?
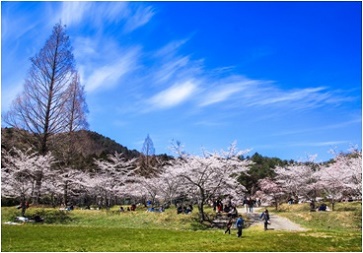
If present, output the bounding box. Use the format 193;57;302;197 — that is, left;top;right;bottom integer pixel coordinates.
238;207;307;231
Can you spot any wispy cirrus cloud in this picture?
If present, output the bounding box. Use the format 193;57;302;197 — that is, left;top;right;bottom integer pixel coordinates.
197;78;355;113
80;46;140;93
139;36;356;116
124;5;155;33
147;80;198;109
288;140;349;147
60;2;93;26
200;86;242;106
74;35;140;95
56;2;358;118
152;56;194;84
57;2;155;95
245;86;332;108
59;1;153;33
149;39;203;86
153;39;189;59
199;78;260;107
244;81;358;111
270;117;362;137
143;36;354;113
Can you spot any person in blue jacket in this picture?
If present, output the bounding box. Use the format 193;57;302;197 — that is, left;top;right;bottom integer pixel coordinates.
260;209;270;231
235;215;244;237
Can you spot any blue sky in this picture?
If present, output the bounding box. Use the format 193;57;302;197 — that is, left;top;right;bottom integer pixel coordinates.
1;1;362;162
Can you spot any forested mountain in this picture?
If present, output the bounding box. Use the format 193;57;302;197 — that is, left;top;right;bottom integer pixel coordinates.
1;127;138;157
1;127;292;184
1;127;172;172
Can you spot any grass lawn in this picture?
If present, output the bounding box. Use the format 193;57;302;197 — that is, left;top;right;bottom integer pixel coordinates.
1;202;361;252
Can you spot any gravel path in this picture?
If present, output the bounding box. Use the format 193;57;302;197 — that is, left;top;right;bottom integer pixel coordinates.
238;207;307;231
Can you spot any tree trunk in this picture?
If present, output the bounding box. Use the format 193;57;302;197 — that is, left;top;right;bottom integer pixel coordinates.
63;181;68;206
20;198;27;217
32;170;43;205
274;197;279;211
197;187;207;222
197;201;206;222
331;199;335;211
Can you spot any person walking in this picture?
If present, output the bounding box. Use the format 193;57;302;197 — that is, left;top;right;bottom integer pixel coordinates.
243;197;248;213
248;198;254;213
235;215;244;237
260;209;270;231
224;218;233;234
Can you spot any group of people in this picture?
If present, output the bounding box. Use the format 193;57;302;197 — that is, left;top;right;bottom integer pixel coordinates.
224;209;271;238
310;202;329;212
146;206;165;212
243;197;261;213
119;204;137;212
177;204;193;214
213;199;238;218
224;215;245;237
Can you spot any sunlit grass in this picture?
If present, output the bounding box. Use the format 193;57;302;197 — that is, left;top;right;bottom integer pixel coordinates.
1;202;361;252
277;202;362;232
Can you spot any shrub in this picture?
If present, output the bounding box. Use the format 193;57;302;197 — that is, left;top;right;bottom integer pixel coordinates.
32;209;73;224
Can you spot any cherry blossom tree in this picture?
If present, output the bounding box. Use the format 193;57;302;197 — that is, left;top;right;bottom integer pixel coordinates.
135;166;183;207
43;168;91;207
257;177;285;210
164;141;252;222
1;148;55;215
156;171;182;206
316;149;362;210
274;161;320;204
92;152;138;207
137;176;161;206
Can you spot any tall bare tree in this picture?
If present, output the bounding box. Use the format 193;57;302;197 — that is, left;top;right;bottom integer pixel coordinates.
54;73;89;166
137;134;159;177
3;23;88;204
3;23;79;155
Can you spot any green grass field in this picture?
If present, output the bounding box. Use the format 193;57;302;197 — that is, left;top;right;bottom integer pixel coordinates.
1;202;361;252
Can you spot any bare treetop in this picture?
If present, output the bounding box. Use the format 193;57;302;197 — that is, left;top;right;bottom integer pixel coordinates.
141;134;155;156
3;23;88;155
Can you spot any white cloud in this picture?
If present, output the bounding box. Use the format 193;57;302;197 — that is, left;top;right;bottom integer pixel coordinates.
73;37;97;56
147;80;198;109
242;86;344;110
198;78;258;107
101;2;129;23
149;39;202;86
289;141;349;147
59;2;152;32
60;2;92;26
153;56;190;84
269;117;362;138
154;39;188;59
200;85;242;107
124;6;155;33
83;48;140;92
250;87;327;106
